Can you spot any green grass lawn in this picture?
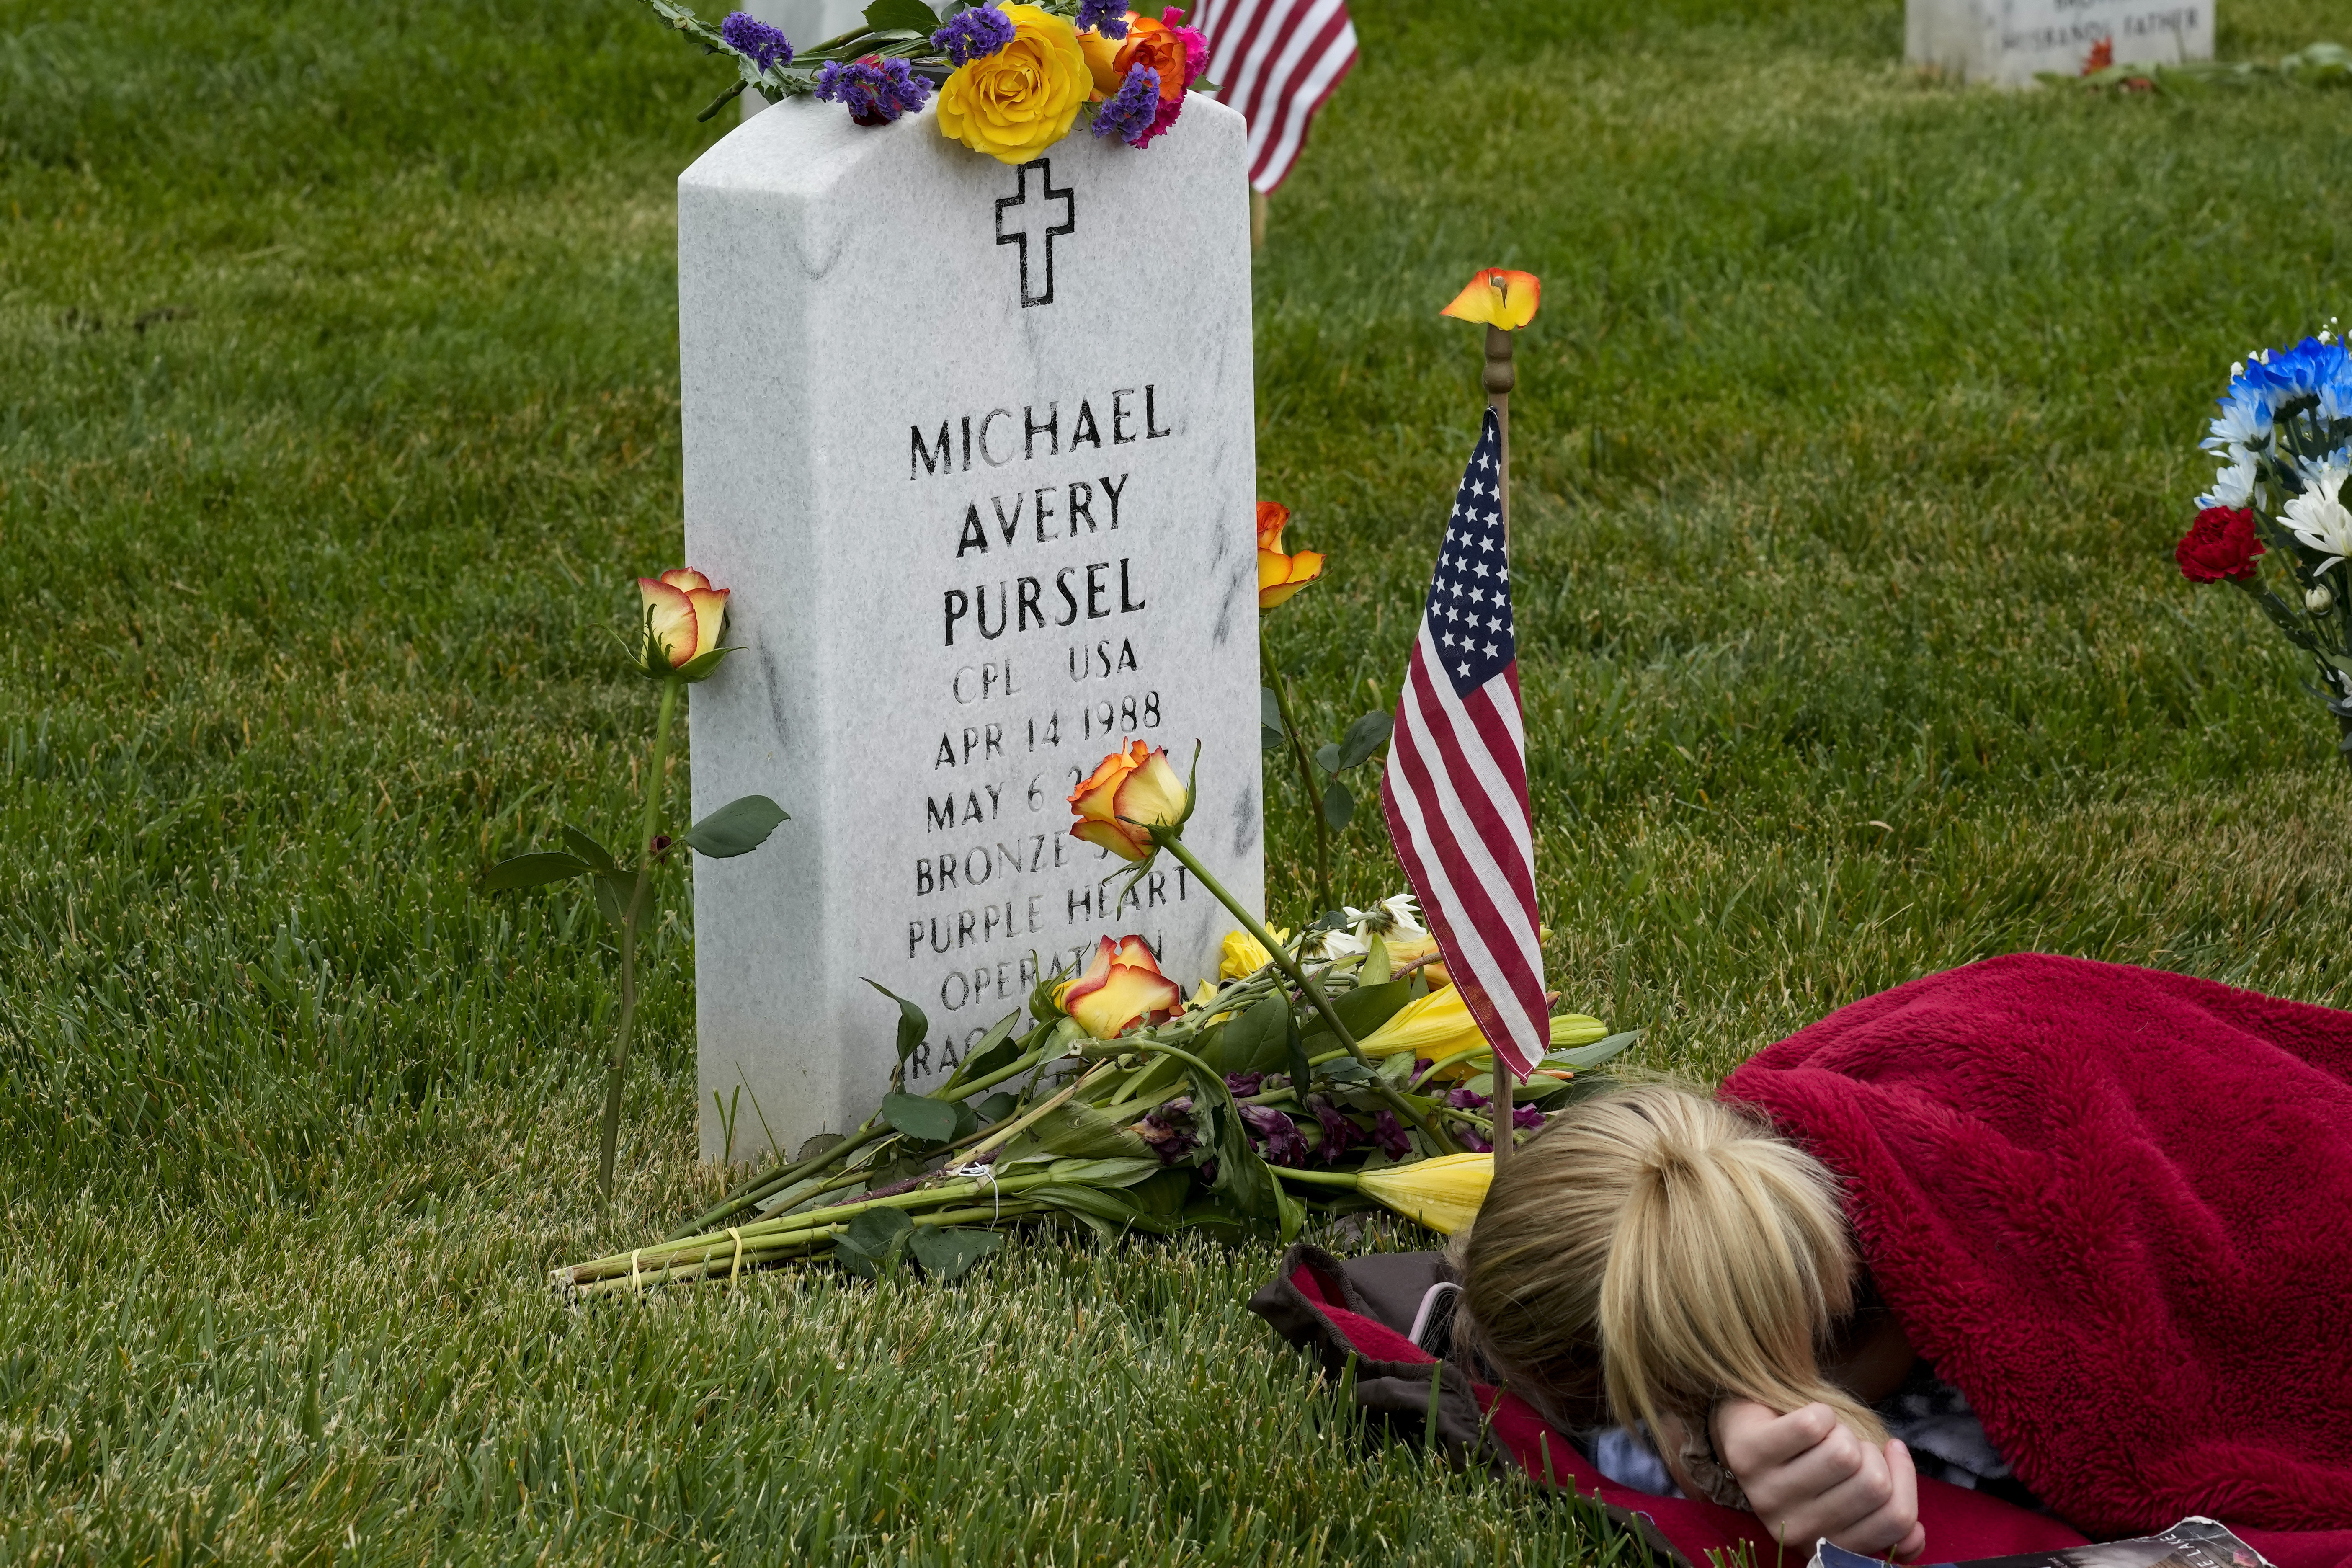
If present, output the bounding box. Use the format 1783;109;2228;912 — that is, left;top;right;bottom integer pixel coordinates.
9;0;2352;1558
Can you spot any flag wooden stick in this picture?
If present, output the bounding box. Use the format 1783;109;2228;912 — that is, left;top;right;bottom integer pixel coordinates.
1483;321;1516;1170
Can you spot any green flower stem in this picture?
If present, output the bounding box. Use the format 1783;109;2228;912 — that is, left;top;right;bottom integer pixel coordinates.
1153;835;1461;1155
965;1061;1114;1162
1411;1044;1492;1089
1266;1166;1361;1190
1261;624;1335;913
675;1039;1059;1239
598;677;681;1201
575;1172;1067;1285
575;1199;1049;1297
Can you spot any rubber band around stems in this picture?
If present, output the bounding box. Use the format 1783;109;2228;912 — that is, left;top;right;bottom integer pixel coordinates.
946;1163;1000;1221
630;1248;642;1291
726;1227;745;1282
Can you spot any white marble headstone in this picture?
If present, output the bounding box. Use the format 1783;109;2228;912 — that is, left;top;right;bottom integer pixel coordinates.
678;96;1263;1161
1906;0;2212;85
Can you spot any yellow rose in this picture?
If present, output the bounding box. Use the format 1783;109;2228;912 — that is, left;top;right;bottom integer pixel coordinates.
936;5;1090;165
1218;926;1288;980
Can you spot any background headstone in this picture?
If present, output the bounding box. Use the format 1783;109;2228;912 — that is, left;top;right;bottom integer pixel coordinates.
679;97;1263;1163
1906;0;2212;85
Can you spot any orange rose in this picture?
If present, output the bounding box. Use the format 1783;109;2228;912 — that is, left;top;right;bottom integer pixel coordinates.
1068;739;1189;861
1255;501;1325;610
635;568;731;679
1059;935;1184;1038
1113;14;1191;101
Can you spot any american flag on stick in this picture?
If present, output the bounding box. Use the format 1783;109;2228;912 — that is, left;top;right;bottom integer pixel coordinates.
1380;406;1549;1084
1187;0;1359;193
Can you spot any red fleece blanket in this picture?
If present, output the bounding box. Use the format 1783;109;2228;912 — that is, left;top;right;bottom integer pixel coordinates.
1724;955;2352;1543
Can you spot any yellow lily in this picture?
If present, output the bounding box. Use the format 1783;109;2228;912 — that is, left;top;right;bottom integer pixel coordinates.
1356;1153;1492;1235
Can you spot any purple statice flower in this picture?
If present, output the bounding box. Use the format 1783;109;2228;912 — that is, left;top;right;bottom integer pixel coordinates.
1129;72;1186;146
1306;1095;1360;1167
815;54;931;125
1413;1058;1434;1081
1239;1105;1308;1168
1513;1104;1546;1132
720;10;794;71
1223;1071;1263;1099
1447;1086;1491;1112
930;4;1014;65
1137;1095;1199;1163
1090;64;1159;145
1075;0;1129;38
1458;1126;1495;1154
1371;1109;1411;1161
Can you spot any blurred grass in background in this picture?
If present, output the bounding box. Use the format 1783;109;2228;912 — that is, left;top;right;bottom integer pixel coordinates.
5;0;2351;1558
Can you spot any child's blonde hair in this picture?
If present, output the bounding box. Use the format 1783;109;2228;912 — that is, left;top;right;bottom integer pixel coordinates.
1452;1081;1886;1452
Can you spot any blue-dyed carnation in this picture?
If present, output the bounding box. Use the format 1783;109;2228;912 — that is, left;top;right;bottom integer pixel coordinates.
815;54;932;125
1076;0;1129;39
1090;63;1159;145
931;5;1015;66
720;10;794;71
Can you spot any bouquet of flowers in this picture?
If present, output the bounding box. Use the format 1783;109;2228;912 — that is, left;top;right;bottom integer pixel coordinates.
642;0;1208;162
554;741;1632;1297
2176;325;2352;759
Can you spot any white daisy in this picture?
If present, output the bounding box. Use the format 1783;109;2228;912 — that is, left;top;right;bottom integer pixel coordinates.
2284;464;2352;574
2198;450;2257;510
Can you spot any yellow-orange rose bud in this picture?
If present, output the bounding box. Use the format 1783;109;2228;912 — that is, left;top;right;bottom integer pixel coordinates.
1255;501;1325;610
1068;739;1189;861
636;567;730;678
1058;935;1183;1038
936;4;1091;166
1439;268;1542;331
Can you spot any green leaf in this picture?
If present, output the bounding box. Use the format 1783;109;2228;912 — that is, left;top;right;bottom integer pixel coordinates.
834;1206;914;1279
975;1091;1019;1124
671;645;735;683
941;1010;1022;1094
591;870;649;930
1259;687;1285;735
1320;778;1356;831
684;794;788;858
1305;978;1413;1043
1044;1156;1162;1188
1025;1101;1149;1158
1545;1029;1641;1071
482;851;592;893
1263;724;1287;754
557;825;616;872
1315;742;1341;775
1335;711;1393;771
861;0;940;31
879;1091;959;1144
1030;1183;1150;1238
796;1132;846;1163
864;979;929;1062
1284;1006;1312;1099
908;1226;1001;1281
1208;995;1293;1076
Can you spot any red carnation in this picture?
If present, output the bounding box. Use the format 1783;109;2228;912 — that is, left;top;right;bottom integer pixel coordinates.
2176;506;2265;583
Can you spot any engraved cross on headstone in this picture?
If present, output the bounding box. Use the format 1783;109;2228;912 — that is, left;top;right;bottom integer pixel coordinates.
995;158;1075;309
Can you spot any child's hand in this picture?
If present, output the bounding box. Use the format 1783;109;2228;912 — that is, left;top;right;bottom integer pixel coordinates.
1713;1400;1926;1563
